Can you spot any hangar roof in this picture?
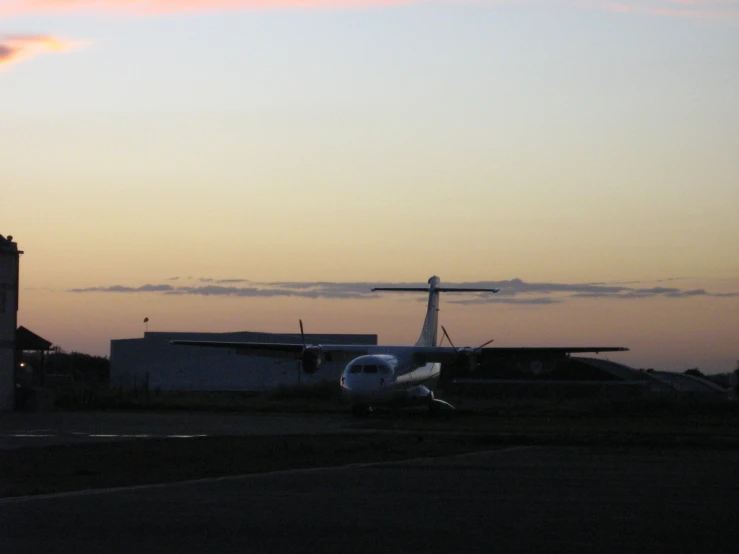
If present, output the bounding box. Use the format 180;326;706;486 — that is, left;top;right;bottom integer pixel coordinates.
572;357;648;381
131;331;377;345
644;371;729;393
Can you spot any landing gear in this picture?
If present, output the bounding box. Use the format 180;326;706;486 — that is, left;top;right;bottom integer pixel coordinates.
428;399;442;416
427;393;455;417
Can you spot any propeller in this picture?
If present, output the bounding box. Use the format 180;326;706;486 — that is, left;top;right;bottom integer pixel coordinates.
441;325;493;376
441;325;457;351
274;319;323;380
297;319;322;376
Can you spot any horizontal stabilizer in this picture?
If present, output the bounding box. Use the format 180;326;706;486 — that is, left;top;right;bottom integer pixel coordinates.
371;287;429;292
372;287;500;293
436;287;500;293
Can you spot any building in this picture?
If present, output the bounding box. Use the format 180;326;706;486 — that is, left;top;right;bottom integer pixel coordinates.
446;356;652;400
642;370;729;399
0;234;22;411
110;330;377;392
111;329;730;400
15;326;54;386
447;356;731;401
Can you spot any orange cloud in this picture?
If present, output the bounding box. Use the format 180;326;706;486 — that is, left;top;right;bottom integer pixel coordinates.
0;34;82;69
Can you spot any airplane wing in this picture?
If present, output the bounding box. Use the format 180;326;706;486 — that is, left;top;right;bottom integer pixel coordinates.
171;340;627;362
411;346;629;364
169;340;371;363
171;340;303;357
481;347;629;355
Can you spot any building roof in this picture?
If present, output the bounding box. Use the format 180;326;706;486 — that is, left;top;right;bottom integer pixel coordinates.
644;371;729;393
16;326;53;351
574;357;650;381
0;234;21;253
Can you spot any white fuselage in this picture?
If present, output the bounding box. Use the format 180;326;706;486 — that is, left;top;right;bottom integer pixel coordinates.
339;351;441;407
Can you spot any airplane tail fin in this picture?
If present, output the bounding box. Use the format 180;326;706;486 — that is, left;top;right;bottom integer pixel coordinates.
372;276;499;347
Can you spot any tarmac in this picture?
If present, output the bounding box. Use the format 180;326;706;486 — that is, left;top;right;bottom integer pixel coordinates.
0;411;350;449
1;411;739;553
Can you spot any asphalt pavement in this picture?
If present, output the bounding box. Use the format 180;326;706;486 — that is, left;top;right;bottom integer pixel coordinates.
0;411;350;449
2;445;737;554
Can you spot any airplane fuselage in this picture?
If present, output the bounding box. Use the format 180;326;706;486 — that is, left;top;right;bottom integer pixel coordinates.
339;351;441;408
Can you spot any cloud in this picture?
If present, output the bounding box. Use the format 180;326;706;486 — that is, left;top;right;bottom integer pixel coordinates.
69;284;176;293
0;34;83;69
449;296;560;305
445;279;737;303
66;277;738;303
68;282;373;299
197;278;248;283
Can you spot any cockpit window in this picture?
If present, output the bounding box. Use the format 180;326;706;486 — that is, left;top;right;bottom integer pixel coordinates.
349;364;391;374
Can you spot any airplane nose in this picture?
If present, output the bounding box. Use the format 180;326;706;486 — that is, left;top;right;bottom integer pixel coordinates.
341;373;359;394
341;371;391;403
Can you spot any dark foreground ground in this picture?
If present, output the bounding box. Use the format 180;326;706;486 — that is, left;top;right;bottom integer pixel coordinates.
3;400;739;497
2;402;739;553
3;445;738;554
1;433;499;498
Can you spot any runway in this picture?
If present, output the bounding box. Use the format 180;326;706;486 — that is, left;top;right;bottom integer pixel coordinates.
3;445;738;553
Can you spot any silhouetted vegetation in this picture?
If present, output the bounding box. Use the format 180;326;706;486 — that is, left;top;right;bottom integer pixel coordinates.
15;349;110;410
20;348;109;386
684;368;706;378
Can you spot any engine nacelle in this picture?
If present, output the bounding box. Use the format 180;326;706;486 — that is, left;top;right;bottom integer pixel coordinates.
452;347;481;376
300;346;323;375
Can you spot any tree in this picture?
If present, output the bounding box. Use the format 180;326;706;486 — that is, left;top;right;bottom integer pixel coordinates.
684;368;705;378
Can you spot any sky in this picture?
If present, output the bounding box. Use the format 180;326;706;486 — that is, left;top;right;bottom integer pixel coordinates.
1;0;738;373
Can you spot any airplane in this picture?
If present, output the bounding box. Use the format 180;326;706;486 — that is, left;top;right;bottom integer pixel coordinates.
171;276;629;415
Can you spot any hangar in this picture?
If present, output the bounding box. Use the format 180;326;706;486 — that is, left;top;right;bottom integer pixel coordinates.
110;330;377;392
447;357;731;401
642;369;729;398
111;330;730;401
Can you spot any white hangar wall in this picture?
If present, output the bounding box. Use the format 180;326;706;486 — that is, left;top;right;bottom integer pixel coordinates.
110;331;377;392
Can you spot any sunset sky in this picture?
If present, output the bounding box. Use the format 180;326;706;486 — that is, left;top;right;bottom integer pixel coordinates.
2;1;738;373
